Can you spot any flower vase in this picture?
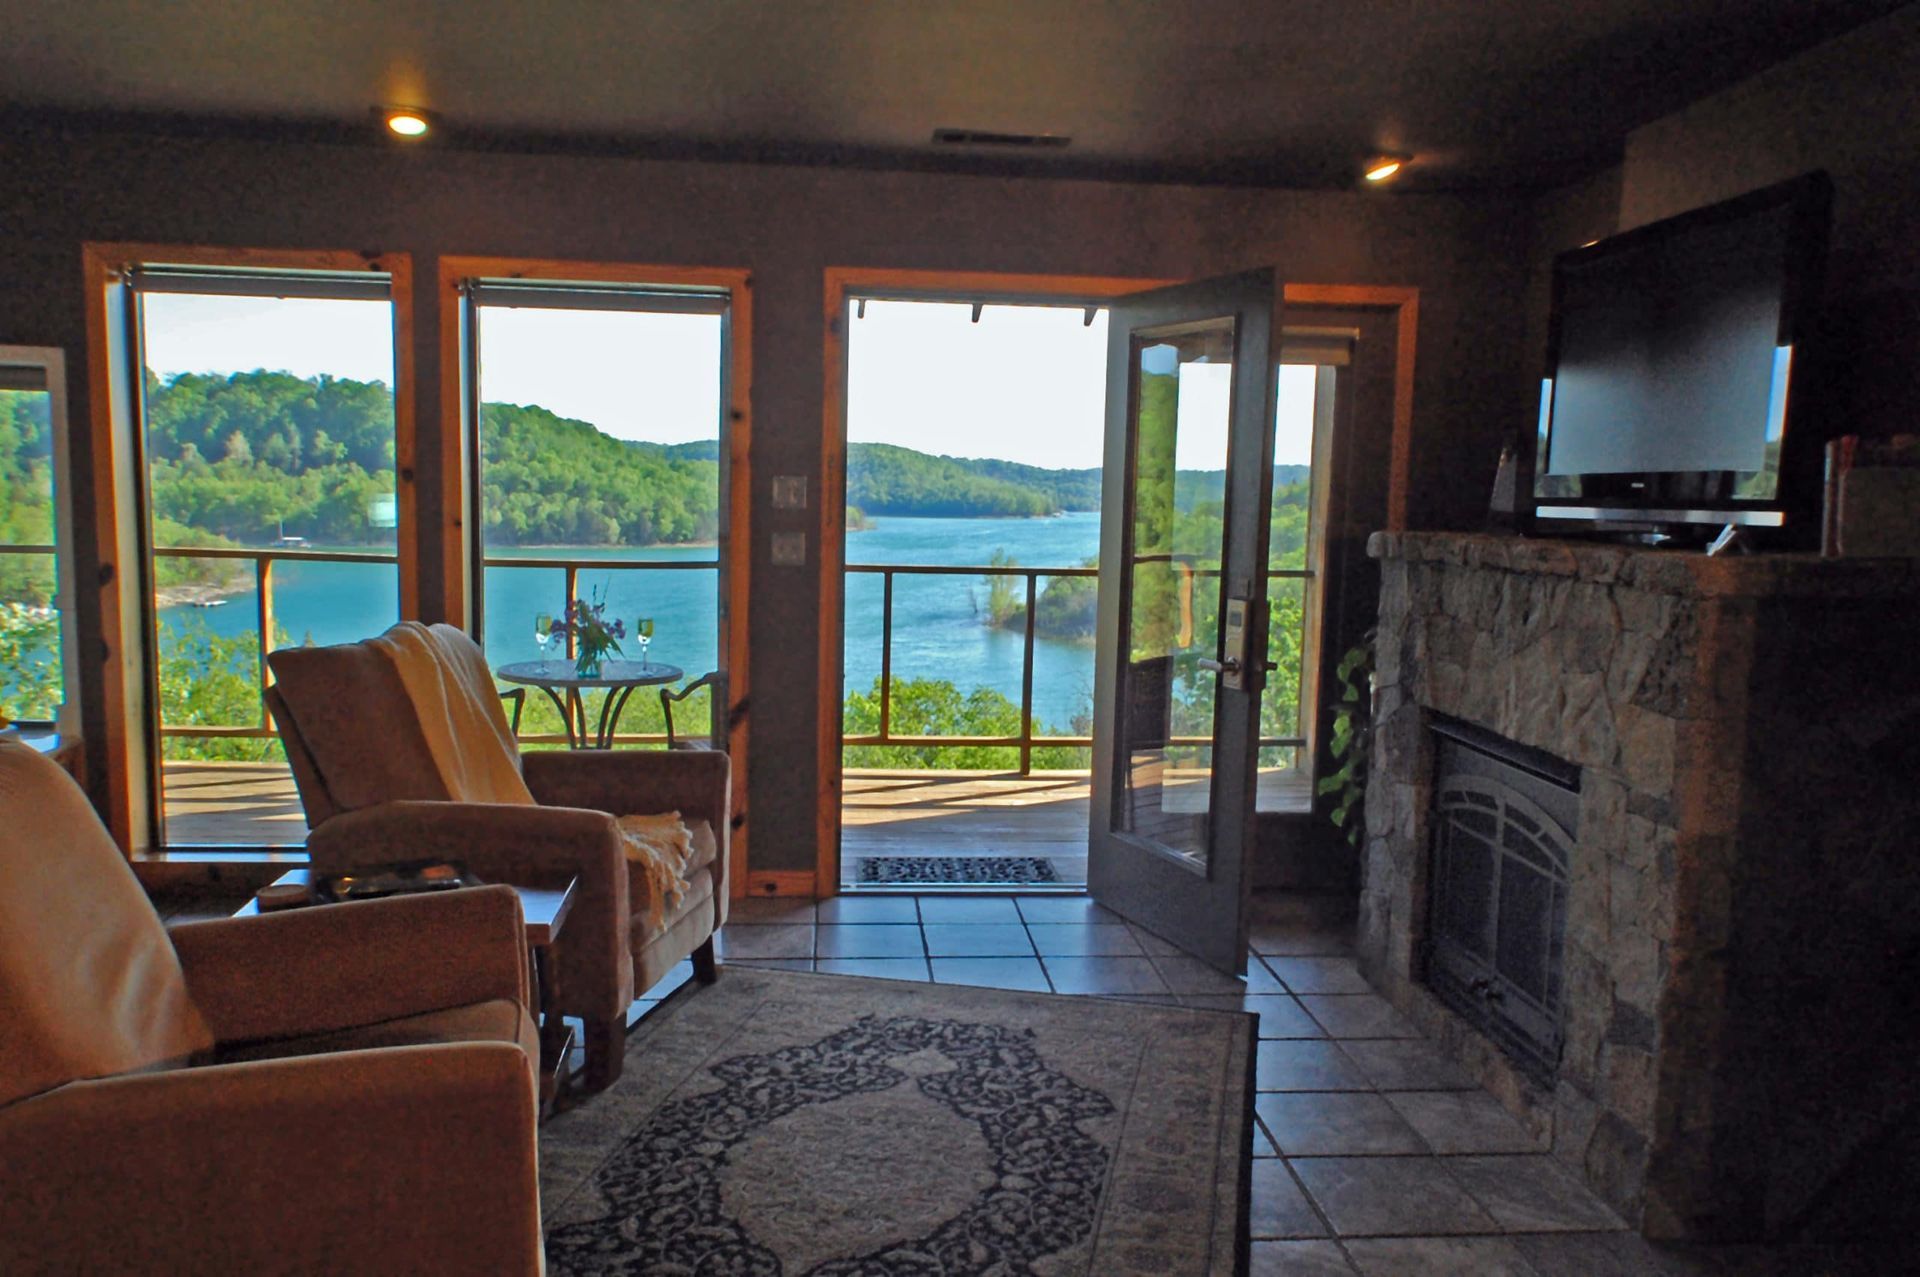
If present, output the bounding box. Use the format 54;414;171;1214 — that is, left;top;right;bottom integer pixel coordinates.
574;650;604;679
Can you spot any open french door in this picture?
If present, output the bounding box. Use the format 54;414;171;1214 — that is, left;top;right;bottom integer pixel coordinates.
1088;269;1283;973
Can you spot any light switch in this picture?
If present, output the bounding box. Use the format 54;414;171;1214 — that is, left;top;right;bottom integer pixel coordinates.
771;532;807;566
771;475;809;509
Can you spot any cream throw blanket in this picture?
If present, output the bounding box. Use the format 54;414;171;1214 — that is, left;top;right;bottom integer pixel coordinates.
369;622;693;928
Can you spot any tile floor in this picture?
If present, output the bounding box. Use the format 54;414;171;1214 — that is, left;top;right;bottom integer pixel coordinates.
700;892;1654;1275
695;892;1898;1276
162;885;1896;1274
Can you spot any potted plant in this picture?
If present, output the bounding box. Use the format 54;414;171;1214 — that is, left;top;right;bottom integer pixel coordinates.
557;588;625;679
1315;633;1375;848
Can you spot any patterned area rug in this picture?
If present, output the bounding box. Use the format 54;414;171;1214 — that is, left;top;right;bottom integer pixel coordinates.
539;968;1253;1275
854;855;1061;885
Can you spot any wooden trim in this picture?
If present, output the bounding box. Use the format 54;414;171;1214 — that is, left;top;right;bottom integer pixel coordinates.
816;268;1173;899
385;258;420;618
80;245;138;851
1281;284;1419;532
437;257;754;897
436;270;473;629
740;869;818;899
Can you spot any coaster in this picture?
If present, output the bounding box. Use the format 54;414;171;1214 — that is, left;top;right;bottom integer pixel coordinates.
254;882;310;912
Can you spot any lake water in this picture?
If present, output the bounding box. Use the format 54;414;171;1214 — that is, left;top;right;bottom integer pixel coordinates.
158;511;1103;728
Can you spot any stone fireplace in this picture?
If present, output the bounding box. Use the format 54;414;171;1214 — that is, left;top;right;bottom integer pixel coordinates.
1358;531;1920;1241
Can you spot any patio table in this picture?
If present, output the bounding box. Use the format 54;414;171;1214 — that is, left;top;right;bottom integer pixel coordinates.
495;659;684;749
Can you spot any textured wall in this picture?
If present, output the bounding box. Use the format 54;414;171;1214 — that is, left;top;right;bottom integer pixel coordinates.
0;124;1532;872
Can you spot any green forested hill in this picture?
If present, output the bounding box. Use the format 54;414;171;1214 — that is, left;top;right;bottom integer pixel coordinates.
954;457;1102;511
845;443;1060;518
482;402;718;545
0;390;56;604
134;372;727;548
100;370;1312;549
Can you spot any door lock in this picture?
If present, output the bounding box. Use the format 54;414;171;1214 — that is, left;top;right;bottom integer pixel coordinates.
1210;598;1254;691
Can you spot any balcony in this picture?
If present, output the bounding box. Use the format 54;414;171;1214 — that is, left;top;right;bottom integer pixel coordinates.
151;553;1311;885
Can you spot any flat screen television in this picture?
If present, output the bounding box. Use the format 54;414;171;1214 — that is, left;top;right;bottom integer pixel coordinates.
1530;172;1831;539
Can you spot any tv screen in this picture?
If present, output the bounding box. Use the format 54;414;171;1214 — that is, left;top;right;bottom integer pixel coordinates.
1534;173;1829;530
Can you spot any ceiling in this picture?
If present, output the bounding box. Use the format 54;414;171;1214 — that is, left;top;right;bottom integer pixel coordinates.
3;0;1909;189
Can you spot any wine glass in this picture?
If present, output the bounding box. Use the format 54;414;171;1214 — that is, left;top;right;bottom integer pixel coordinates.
534;612;555;673
634;617;654;667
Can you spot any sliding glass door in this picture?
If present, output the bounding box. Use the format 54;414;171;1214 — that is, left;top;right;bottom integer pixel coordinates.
132;266;404;848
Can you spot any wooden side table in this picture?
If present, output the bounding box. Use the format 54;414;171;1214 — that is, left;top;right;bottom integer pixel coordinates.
234;870;579;1113
515;879;578;1112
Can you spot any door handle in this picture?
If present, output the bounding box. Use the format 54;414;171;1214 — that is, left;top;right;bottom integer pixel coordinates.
1197;656;1241;675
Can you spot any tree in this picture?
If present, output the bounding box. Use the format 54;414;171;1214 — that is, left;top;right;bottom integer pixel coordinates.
0;603;61;721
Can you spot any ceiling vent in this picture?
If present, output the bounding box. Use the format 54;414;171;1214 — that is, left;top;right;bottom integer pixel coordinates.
931;128;1070;150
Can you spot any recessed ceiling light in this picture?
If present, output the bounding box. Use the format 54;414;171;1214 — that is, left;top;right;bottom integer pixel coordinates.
381;107;432;139
1364;154;1409;182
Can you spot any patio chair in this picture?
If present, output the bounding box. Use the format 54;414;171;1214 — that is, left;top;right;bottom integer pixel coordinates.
0;739;543;1275
266;623;730;1089
660;670;726;750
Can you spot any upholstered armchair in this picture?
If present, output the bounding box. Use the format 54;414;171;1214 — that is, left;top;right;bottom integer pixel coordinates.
266;623;730;1087
0;740;543;1276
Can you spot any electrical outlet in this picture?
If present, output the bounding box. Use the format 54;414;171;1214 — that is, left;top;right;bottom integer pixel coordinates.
771;475;809;509
771;531;807;566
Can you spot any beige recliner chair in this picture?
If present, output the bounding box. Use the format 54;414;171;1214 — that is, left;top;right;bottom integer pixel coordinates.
0;739;544;1276
266;622;730;1087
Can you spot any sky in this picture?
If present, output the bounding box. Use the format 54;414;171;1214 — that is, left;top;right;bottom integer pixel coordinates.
139;293;1317;471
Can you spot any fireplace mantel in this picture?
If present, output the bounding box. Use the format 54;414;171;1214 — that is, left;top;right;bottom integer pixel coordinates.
1358;530;1920;1241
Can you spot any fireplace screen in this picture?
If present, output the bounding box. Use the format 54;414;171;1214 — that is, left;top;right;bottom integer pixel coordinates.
1425;720;1578;1082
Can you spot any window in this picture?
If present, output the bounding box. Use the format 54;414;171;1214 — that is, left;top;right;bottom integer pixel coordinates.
464;279;737;749
132;265;405;846
1259;339;1345;811
0;348;77;730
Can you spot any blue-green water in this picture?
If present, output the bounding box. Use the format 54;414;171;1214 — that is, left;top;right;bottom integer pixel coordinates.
159;512;1103;727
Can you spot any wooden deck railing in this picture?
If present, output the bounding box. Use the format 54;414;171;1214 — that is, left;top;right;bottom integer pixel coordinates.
845;560;1310;775
128;548;1306;770
153;544;398;742
148;547;720;748
479;553;720;746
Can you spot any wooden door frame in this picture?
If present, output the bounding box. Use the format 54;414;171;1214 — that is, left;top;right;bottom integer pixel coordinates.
814;269;1173;898
1282;285;1419;532
437;258;754;896
81;243;416;856
815;276;1417;898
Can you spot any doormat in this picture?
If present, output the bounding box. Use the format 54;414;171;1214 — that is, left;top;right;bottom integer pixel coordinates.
856;855;1061;885
540;968;1253;1275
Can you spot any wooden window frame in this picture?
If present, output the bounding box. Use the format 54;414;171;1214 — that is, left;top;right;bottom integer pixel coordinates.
814;272;1416;898
81;243;416;856
437;258;753;896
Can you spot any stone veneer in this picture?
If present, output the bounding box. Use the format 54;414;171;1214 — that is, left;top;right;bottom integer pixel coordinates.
1358;531;1920;1241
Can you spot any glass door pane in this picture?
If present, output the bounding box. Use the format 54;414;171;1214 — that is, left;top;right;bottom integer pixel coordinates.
472;299;726;749
1113;322;1236;867
137;288;400;848
0;377;62;723
1258;360;1333;811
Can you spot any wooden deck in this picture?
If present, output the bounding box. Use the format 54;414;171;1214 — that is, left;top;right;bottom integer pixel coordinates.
161;761;308;847
161;761;1311;890
840;770;1093;887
